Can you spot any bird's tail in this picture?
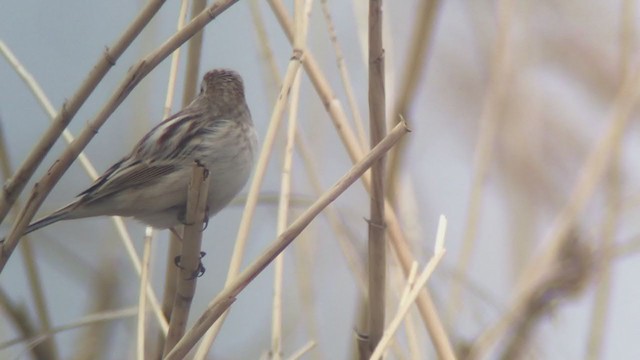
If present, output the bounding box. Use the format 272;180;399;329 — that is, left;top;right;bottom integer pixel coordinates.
22;202;79;236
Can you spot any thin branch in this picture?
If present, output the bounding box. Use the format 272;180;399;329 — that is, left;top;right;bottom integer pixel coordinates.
586;1;633;357
366;0;387;355
319;0;367;147
371;216;448;360
166;121;410;360
270;1;311;357
448;0;514;325
268;4;456;356
0;39;169;334
285;340;316;360
386;0;441;202
0;307;137;351
137;228;153;360
0;0;167;225
0;0;241;273
162;163;210;356
194;14;309;356
468;41;640;360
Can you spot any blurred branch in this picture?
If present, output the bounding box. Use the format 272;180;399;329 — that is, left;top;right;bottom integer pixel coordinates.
469;32;640;360
136;229;153;360
0;40;168;334
72;264;120;360
448;0;514;325
0;287;51;360
165;120;409;360
0;0;241;274
268;4;456;357
270;0;310;354
586;1;634;357
371;216;447;360
386;0;441;203
319;0;367;147
0;307;137;352
194;11;308;355
0;0;167;225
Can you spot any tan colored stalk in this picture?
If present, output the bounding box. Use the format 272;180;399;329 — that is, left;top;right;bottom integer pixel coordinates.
468;44;640;360
366;0;387;354
268;3;455;357
156;1;191;346
0;125;57;360
0;307;138;351
249;0;281;99
386;0;441;203
371;216;447;360
587;1;633;356
319;0;367;147
0;0;241;273
0;0;167;225
193;5;311;355
162;164;210;356
0;39;168;337
159;0;208;351
296;132;367;293
165;121;409;360
285;340;316;360
271;47;305;360
448;0;514;324
271;2;311;357
181;0;206;106
137;228;153;360
271;51;303;360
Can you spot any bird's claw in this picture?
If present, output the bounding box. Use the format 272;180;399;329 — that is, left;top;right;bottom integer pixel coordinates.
174;251;207;279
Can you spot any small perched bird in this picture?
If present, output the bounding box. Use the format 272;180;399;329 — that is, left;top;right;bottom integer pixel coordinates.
23;69;257;236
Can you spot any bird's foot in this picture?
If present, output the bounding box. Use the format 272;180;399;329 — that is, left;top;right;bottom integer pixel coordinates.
174;251;207;279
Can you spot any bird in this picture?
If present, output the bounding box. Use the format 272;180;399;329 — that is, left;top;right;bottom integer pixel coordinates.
22;68;257;236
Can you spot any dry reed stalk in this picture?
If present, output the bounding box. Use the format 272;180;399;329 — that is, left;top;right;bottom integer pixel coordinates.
319;0;367;147
268;3;455;356
271;52;303;360
137;228;153;360
0;307;137;352
500;234;592;359
448;0;514;325
386;0;441;204
271;48;305;360
152;2;191;354
285;340;316;360
0;28;170;337
0;38;172;350
193;6;311;356
0;0;167;225
586;2;633;356
371;215;447;360
164;120;409;360
468;42;640;360
367;0;387;355
270;1;311;356
0;287;50;360
0;124;57;359
70;264;120;360
162;164;210;356
0;0;241;273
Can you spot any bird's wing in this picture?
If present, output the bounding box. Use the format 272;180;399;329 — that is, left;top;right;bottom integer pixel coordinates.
79;161;178;201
